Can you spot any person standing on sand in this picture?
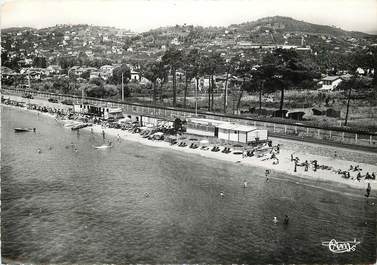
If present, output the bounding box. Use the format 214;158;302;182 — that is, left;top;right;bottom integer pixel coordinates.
117;134;121;142
102;130;105;141
294;161;297;172
334;151;337;159
357;172;362;182
91;127;93;134
313;160;318;172
243;180;248;188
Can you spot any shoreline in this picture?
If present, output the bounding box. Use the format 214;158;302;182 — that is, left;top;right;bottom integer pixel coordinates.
2;103;377;192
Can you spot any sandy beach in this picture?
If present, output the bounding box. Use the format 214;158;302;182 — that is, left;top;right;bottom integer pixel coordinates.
84;123;377;190
2;100;377;191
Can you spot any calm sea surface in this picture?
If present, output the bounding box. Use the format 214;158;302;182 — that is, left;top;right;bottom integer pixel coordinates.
1;106;376;264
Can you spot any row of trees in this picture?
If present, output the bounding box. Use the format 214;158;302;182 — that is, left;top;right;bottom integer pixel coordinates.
140;47;320;115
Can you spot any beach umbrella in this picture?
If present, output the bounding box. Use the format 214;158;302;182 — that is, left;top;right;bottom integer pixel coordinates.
200;139;209;145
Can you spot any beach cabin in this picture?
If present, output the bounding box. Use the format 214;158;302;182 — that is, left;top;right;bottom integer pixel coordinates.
318;76;342;91
73;103;112;118
186;118;224;137
104;108;124;120
217;123;268;143
186;118;268;143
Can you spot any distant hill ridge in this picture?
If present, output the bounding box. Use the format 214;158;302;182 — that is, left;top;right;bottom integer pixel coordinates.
230;16;371;37
2;16;375;37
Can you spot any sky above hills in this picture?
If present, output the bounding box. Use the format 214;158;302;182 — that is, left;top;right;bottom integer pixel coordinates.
1;0;377;34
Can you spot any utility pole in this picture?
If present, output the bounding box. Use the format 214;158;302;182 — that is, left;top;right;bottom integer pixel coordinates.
224;72;229;114
27;72;31;89
344;83;352;126
195;77;199;116
121;72;124;101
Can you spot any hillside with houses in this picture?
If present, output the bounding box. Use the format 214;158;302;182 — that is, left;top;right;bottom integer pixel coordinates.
1;16;377;131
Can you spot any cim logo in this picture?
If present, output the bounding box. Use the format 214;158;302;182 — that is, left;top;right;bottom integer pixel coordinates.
322;239;360;253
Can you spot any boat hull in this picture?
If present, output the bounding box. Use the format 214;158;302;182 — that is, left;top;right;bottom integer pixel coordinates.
14;128;33;132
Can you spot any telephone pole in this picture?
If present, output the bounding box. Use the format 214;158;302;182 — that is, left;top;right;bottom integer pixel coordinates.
27;72;31;89
121;72;124;101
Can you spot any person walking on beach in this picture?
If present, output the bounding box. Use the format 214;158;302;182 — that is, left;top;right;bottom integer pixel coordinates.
304;160;309;172
294;161;297;172
102;130;105;141
91;127;93;134
334;151;337;159
365;183;371;198
117;134;121;142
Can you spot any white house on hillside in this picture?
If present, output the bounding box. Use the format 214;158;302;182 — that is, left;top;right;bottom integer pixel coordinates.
318;76;342;91
130;71;141;81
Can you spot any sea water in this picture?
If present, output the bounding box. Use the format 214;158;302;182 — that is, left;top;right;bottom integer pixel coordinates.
1;106;376;264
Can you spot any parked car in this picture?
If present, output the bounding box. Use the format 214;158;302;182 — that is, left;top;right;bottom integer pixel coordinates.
22;94;33;99
48;98;59;103
61;99;73;105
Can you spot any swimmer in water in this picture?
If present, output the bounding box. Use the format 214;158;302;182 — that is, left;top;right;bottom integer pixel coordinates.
273;217;278;224
265;170;270;182
37;148;42;153
220;191;224;198
283;215;289;225
365;183;371;198
145;192;150;198
74;148;78;153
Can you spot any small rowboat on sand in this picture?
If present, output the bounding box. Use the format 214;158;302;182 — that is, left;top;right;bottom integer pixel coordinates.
71;123;90;130
93;143;113;149
14;128;34;132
